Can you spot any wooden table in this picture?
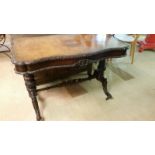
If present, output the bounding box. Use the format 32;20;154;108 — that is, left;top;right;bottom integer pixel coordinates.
11;34;128;121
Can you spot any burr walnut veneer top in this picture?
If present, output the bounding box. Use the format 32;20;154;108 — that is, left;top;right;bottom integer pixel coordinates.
11;34;128;63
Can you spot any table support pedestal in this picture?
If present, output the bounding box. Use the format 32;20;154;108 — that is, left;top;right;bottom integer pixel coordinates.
24;74;43;121
23;60;112;120
95;60;113;100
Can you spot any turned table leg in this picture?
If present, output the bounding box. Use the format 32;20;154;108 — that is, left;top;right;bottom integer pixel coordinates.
87;64;93;77
23;74;43;121
95;60;113;100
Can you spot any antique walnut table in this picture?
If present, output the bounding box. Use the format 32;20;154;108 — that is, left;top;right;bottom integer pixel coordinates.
11;34;128;121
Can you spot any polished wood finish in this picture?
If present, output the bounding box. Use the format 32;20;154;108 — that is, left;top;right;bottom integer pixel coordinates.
11;34;128;74
12;35;127;62
24;74;42;120
95;60;112;100
11;34;128;120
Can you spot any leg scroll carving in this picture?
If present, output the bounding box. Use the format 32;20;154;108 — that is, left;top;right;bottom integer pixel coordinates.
95;60;113;100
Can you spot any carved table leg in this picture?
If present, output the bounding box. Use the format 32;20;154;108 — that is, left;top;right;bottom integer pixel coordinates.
87;64;93;77
95;60;113;100
24;74;43;121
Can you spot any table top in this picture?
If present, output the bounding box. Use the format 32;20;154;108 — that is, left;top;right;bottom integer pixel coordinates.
11;34;128;63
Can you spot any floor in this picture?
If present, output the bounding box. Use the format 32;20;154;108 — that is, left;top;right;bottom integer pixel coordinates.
0;47;155;121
